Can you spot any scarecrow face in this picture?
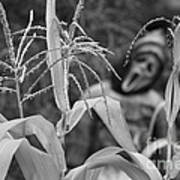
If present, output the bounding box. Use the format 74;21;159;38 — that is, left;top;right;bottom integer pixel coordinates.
121;52;161;93
121;30;167;94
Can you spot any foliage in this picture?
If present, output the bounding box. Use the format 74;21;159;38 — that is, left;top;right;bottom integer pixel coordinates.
0;0;180;180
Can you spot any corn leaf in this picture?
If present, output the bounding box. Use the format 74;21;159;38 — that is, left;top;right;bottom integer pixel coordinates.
0;136;24;180
142;138;168;158
85;146;121;163
0;114;7;123
64;165;87;180
86;147;162;180
46;0;69;113
0;135;59;180
98;167;131;180
8;115;66;173
57;97;136;152
65;146;162;180
164;22;180;179
15;139;60;180
173;23;180;67
93;96;136;152
0;114;66;173
170;143;180;179
56;97;102;137
0;116;28;140
165;22;180;124
86;169;101;180
169;74;180;123
129;152;162;180
87;155;149;180
65;165;102;180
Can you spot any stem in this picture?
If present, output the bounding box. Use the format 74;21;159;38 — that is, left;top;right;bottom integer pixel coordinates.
15;71;24;118
63;58;70;111
0;2;24;119
165;123;173;180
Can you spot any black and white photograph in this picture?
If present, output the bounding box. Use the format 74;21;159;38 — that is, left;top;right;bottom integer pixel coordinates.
1;0;180;180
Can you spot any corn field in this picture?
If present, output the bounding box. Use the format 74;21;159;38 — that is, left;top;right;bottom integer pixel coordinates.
0;0;180;180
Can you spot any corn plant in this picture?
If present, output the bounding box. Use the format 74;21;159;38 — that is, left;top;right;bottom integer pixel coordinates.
1;0;180;180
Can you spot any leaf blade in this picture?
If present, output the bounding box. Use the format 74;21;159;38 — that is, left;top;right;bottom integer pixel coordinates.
0;137;24;180
46;0;69;113
93;96;136;152
16;139;60;180
9;115;67;173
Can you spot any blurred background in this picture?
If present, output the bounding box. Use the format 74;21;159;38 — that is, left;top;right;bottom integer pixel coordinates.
0;0;180;179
